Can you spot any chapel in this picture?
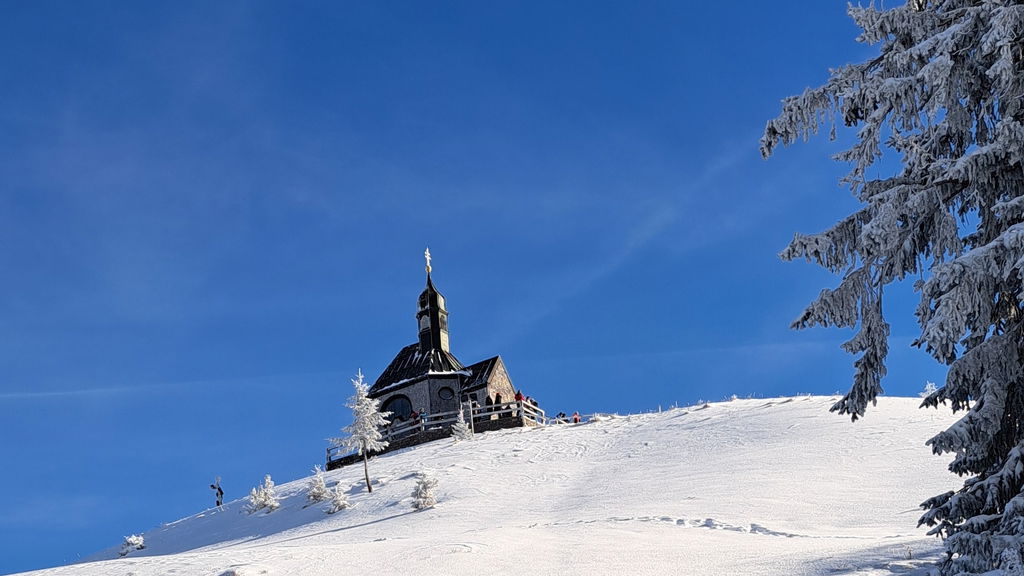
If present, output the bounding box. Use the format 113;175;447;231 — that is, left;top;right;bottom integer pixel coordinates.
325;250;542;470
367;249;516;420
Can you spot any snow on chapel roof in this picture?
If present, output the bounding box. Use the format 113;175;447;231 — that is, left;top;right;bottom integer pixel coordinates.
461;356;501;394
369;344;465;396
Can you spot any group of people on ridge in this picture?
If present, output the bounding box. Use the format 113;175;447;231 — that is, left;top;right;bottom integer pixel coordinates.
553;411;581;424
478;389;539;418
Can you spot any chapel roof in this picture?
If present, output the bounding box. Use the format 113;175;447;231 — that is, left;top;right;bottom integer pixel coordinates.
368;343;466;397
422;272;440;298
461;356;501;393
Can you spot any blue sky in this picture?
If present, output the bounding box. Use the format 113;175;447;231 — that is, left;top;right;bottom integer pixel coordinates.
0;2;948;573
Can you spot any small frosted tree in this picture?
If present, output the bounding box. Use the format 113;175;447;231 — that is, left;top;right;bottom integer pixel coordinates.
326;484;350;514
247;474;279;514
330;370;390;493
763;1;1024;573
411;472;438;510
451;407;473;442
306;465;329;504
119;534;145;557
919;381;939;399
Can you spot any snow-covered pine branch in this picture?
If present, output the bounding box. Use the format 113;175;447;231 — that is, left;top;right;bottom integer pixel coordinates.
329;370;390;493
764;1;1024;573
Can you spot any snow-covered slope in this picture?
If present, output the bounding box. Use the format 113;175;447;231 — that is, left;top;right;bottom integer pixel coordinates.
25;396;959;576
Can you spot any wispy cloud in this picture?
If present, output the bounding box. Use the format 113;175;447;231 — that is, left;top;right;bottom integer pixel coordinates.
477;205;676;352
0;370;345;402
531;337;845;366
481;142;751;351
0;386;149;400
669;133;778;251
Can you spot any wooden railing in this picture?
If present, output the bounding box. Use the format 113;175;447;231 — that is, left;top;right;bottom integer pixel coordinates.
326;400;547;464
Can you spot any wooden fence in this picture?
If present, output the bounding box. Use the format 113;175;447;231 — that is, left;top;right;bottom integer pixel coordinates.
326;400;546;467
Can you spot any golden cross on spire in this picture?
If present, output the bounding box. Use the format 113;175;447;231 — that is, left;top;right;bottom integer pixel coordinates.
424;247;432;275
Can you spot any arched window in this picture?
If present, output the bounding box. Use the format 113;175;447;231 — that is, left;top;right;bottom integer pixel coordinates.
382;395;413;421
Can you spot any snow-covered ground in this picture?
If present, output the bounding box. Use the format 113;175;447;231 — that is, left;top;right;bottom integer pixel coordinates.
22;396;960;576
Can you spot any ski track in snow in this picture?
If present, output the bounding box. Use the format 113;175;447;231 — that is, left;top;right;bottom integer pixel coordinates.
16;396;961;576
529;515;812;538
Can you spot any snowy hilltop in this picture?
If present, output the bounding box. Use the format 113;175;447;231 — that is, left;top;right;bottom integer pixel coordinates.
18;396;958;576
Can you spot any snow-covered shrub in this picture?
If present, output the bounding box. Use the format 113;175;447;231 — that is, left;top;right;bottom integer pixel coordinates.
307;465;329;504
918;381;938;399
411;472;438;510
326;484;350;514
119;534;145;557
451;408;473;442
247;474;280;514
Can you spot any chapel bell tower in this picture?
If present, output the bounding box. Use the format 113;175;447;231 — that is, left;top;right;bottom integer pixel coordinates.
416;248;451;353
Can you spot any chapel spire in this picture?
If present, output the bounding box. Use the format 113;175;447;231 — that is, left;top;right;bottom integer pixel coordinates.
417;248;450;353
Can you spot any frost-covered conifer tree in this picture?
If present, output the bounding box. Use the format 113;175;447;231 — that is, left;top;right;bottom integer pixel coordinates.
411;472;438;510
330;370;390;494
247;474;280;514
307;465;329;504
763;2;1024;574
451;407;473;442
326;484;350;514
261;474;279;511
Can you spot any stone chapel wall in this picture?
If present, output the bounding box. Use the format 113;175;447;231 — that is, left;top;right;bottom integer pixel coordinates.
486;360;516;403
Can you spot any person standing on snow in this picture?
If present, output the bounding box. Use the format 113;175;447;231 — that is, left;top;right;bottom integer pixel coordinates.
210;478;224;508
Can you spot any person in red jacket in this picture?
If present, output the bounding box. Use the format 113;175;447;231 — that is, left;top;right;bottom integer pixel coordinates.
512;390;525;417
572;411;581;424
